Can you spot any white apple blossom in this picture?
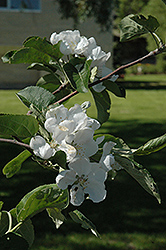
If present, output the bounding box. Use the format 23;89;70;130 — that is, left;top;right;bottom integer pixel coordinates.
45;103;100;137
83;37;97;57
56;157;107;206
50;30;89;55
100;141;123;171
30;135;55;159
30;103;101;161
87;46;111;68
65;128;99;161
83;37;119;93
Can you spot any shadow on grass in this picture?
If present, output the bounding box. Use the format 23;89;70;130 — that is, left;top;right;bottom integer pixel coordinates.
118;80;166;89
0;120;166;249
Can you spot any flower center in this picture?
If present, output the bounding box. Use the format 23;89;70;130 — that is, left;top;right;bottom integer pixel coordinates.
73;142;85;157
76;174;88;189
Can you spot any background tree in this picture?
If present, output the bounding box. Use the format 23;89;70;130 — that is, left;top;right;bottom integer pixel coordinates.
56;0;115;31
142;0;166;73
56;0;159;72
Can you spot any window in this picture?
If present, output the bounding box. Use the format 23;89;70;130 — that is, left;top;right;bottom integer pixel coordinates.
0;0;40;12
0;0;7;7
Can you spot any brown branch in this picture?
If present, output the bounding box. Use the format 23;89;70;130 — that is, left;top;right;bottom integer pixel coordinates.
0;138;32;152
52;84;67;95
54;44;166;105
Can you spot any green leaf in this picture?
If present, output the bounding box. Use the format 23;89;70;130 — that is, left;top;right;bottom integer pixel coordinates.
119;14;148;42
51;150;67;169
0;114;39;139
0;211;10;237
69;57;86;67
64;60;92;93
10;208;34;248
103;80;126;98
133;133;166;156
69;210;100;238
1;50;16;63
16;184;69;221
131;15;160;33
2;37;63;65
47;207;65;229
0;232;29;250
90;88;111;124
161;0;166;5
0;202;3;211
9;47;52;64
24;36;63;61
37;73;61;89
27;63;54;73
17;86;56;111
3;150;32;178
115;156;161;203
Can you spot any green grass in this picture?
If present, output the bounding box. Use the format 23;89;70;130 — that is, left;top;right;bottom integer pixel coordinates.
0;84;166;250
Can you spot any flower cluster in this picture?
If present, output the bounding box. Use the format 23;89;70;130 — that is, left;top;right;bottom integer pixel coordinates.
30;102;121;206
50;30;118;92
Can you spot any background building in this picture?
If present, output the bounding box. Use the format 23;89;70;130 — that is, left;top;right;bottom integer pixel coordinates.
0;0;113;89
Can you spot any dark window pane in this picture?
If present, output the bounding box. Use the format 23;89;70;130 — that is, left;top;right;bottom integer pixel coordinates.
11;0;40;10
0;0;7;7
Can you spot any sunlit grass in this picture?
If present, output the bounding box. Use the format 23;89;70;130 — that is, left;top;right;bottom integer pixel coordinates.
0;90;28;114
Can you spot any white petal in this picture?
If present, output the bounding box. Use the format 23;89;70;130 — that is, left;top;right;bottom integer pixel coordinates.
30;136;55;159
60;41;72;55
59;120;75;133
46;105;68;122
103;141;116;156
69;157;91;176
84;138;98;157
44;117;57;133
86;118;101;130
110;74;119;82
58;140;76;162
83;37;97;57
81;101;91;110
92;82;105;93
38;143;55;159
56;169;76;189
103;154;115;171
89;163;107;182
30;135;46;150
96;136;105;145
52;125;68;143
85;181;106;203
74;36;89;54
73;128;98;157
70;184;85;206
50;32;58;44
99;142;116;172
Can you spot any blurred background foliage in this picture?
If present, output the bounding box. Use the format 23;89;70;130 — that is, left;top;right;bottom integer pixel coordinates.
56;0;166;74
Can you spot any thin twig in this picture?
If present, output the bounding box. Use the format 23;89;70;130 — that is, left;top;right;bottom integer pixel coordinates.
0;138;32;151
54;44;166;105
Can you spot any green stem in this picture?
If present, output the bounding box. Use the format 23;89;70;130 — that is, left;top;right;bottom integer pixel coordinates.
6;221;23;234
151;32;164;48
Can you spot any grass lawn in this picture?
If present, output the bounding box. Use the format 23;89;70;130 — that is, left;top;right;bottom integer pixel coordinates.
0;83;166;250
